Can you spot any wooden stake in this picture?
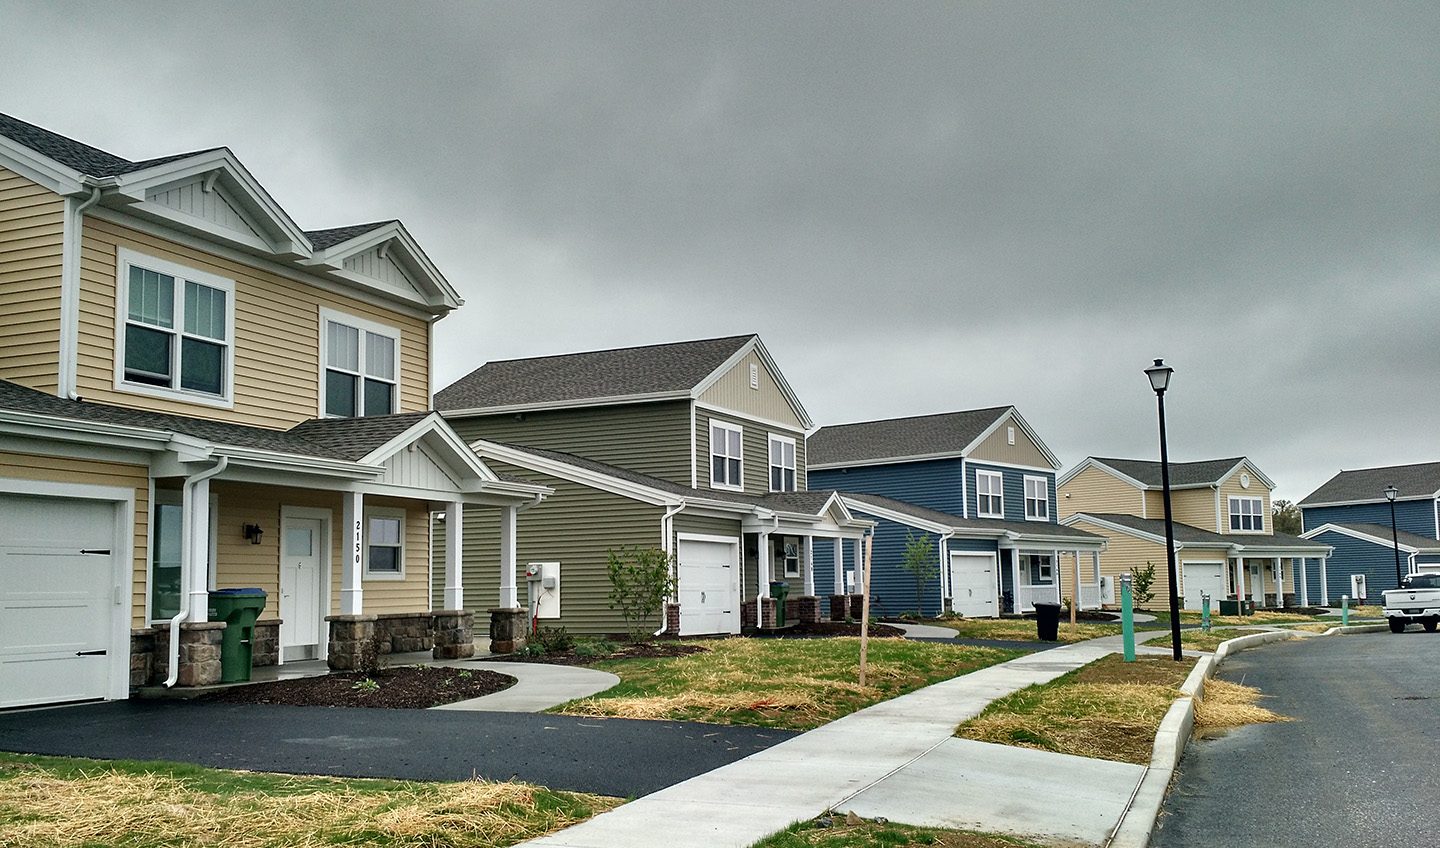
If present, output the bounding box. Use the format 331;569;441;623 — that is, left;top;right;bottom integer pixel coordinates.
859;534;873;687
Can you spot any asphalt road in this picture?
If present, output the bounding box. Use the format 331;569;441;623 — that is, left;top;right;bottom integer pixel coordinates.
0;700;794;797
1152;631;1440;848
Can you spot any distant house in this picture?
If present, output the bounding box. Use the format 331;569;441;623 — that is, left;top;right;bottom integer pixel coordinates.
1059;457;1330;609
1299;462;1440;602
806;408;1106;617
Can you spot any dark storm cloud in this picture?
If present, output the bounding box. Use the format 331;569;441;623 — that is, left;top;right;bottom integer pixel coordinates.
2;0;1435;500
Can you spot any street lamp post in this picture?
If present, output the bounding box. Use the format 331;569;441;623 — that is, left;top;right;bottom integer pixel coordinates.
1145;358;1183;661
1385;485;1404;588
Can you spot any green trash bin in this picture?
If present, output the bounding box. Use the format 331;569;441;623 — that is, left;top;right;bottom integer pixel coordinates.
769;581;790;626
208;588;267;683
1218;599;1254;616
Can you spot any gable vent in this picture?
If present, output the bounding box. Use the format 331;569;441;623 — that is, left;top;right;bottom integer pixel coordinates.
1007;426;1015;445
749;363;759;390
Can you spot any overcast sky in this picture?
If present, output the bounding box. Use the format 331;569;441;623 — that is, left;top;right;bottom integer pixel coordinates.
2;1;1435;502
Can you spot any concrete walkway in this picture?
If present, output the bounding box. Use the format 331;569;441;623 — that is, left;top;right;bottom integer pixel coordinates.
887;621;959;639
523;635;1151;848
433;662;619;712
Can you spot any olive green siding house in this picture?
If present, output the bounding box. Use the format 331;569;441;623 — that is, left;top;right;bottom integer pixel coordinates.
434;335;871;638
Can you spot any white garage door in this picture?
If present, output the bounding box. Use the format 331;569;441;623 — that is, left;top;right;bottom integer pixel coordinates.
1182;561;1226;611
949;552;998;618
0;494;118;708
677;537;739;636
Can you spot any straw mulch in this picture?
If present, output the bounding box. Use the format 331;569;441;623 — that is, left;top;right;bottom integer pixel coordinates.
0;762;619;848
1194;678;1290;730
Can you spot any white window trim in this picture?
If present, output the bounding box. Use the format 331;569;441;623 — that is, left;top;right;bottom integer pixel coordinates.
363;506;407;580
318;306;402;418
1228;496;1266;533
709;420;745;492
768;433;797;493
780;536;801;578
113;247;236;409
976;469;1004;518
1023;475;1050;521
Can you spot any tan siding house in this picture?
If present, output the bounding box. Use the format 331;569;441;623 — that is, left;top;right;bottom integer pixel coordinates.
0;165;65;393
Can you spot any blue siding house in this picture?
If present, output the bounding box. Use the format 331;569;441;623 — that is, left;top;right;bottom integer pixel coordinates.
808;407;1105;617
1299;462;1440;601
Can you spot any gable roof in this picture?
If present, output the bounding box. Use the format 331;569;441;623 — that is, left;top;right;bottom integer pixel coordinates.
436;334;760;413
285;412;432;461
807;407;1016;468
1064;456;1270;490
305;221;398;250
0;112;223;178
840;492;1105;542
1302;522;1440;553
1069;512;1329;550
1298;462;1440;507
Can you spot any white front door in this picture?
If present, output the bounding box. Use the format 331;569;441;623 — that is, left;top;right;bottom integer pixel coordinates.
280;517;324;661
949;552;998;618
1249;563;1264;604
0;494;117;708
1182;562;1225;611
677;537;739;635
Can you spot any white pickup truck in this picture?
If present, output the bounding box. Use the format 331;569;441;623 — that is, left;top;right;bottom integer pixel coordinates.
1382;573;1440;633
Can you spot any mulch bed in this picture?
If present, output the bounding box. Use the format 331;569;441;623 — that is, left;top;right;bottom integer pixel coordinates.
197;665;515;709
752;620;905;639
483;641;711;666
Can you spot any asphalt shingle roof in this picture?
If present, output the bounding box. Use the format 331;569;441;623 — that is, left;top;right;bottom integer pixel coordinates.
1298;462;1440;506
286;412;431;461
841;493;1105;540
435;335;755;412
0;111;223;177
1323;522;1440;551
305;221;397;250
1077;513;1329;549
1091;457;1248;488
807;407;1013;467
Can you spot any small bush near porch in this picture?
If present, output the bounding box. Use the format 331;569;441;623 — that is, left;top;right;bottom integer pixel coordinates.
556;637;1019;731
0;752;618;848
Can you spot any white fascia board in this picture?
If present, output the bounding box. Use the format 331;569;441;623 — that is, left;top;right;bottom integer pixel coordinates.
690;336;813;430
0;136;87;195
1299;495;1437;509
1083;459;1153;491
468;439;679;507
962;407;1063;471
1299;523;1427;553
310;222;463;310
840;496;954;535
809;450;967;471
211;445;381;478
1002;530;1106;550
1056;458;1097;489
1223;458;1277;491
356;413;497;484
0;410;174;451
1065;513;1173;547
440;391;693;419
1235;541;1335;556
693;402;807;436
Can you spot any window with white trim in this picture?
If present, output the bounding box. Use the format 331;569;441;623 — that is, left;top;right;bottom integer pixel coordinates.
364;508;406;577
768;434;797;492
117;250;233;403
321;309;399;417
1229;497;1264;531
710;420;744;490
1024;476;1049;520
780;536;801;577
976;470;1004;518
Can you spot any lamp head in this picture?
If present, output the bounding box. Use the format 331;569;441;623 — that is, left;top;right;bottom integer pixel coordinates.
1145;358;1173;394
1385;485;1399;503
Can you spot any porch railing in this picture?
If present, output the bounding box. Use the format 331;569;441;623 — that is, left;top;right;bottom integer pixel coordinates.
1077;583;1101;610
1015;583;1061;612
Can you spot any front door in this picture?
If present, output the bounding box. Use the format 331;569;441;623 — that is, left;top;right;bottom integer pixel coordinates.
280;517;324;661
1248;562;1264;605
949;552;998;618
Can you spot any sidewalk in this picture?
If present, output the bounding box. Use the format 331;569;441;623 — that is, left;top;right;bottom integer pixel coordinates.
523;633;1165;848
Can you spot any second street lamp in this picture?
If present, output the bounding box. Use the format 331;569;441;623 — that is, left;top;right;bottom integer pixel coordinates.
1385;485;1404;588
1145;358;1183;661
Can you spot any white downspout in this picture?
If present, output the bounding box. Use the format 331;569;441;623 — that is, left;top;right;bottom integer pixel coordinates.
655;500;687;636
59;186;102;400
164;457;228;688
938;530;954;612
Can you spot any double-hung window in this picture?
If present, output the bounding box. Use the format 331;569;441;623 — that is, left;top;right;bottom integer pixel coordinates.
321;309;399;417
710;421;744;490
118;249;233;404
976;470;1004;518
1229;497;1264;531
1024;476;1049;520
365;509;405;577
768;434;797;492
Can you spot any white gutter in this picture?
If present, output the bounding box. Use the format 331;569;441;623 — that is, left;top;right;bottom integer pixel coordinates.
164;456;228;688
655;500;688;636
59;186;102;399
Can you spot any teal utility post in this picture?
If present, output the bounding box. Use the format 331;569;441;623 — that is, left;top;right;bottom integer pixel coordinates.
1120;573;1136;662
1201;593;1211;633
1341;595;1349;627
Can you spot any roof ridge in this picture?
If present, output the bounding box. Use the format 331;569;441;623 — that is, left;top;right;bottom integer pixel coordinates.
475;333;755;367
816;405;1012;431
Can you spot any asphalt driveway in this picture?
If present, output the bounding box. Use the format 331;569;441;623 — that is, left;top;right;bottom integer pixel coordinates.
0;700;794;797
1152;631;1440;848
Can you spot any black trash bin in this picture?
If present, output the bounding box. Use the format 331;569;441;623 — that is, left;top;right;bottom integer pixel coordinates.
769;581;790;626
1033;602;1062;641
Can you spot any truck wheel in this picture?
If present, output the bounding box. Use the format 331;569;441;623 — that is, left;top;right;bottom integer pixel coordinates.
1389;619;1406;633
1424;619;1438;633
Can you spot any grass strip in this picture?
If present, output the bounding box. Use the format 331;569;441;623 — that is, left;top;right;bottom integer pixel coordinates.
927;618;1122;643
955;654;1194;764
754;816;1048;848
0;752;619;848
558;637;1019;730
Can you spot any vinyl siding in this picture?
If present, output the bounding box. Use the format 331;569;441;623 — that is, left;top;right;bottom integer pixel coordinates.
74;217;430;428
1154;488;1220;532
1302;501;1437;539
840;509;949;617
1065;518;1176;608
808;458;965;515
672;513;742;554
1059;465;1145;518
696;409;807;495
0;166;64;393
967;415;1052;469
1217;465;1270;534
448;401;692;486
696;349;806;430
1301;528;1424;601
435;460;665;635
0;450;150;628
968;461;1056;525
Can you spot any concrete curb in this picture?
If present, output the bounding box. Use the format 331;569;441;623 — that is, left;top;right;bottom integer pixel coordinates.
1322;623;1389;635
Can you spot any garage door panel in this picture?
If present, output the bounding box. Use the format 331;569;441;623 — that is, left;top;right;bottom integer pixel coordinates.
677;539;739;636
1182;562;1225;611
950;553;998;619
1;656;110;708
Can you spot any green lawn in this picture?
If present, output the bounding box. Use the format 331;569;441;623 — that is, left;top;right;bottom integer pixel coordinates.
556;637;1020;730
925;618;1122;643
0;752;618;848
754;816;1046;848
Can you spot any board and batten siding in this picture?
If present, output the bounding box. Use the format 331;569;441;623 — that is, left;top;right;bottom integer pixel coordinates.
447;401;693;487
74;217;430;429
696;349;806;430
0;450;150;628
696;409;807;495
0;165;65;393
434;460;665;635
1058;465;1145;518
966;416;1052;469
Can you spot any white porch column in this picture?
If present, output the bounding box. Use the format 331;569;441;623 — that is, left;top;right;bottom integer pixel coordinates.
1093;551;1102;605
832;537;844;595
1234;557;1246;602
341;491;364;615
802;536;816;596
184;477;213;623
443;501;464;610
758;533;772;598
498;504;518;609
1011;550;1021;612
851;538;864;594
1299;557;1309;607
1319;555;1329;605
1274;556;1284;607
1073;549;1082;610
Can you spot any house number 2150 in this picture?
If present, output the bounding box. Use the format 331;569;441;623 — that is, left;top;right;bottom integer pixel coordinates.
354;520;362;566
